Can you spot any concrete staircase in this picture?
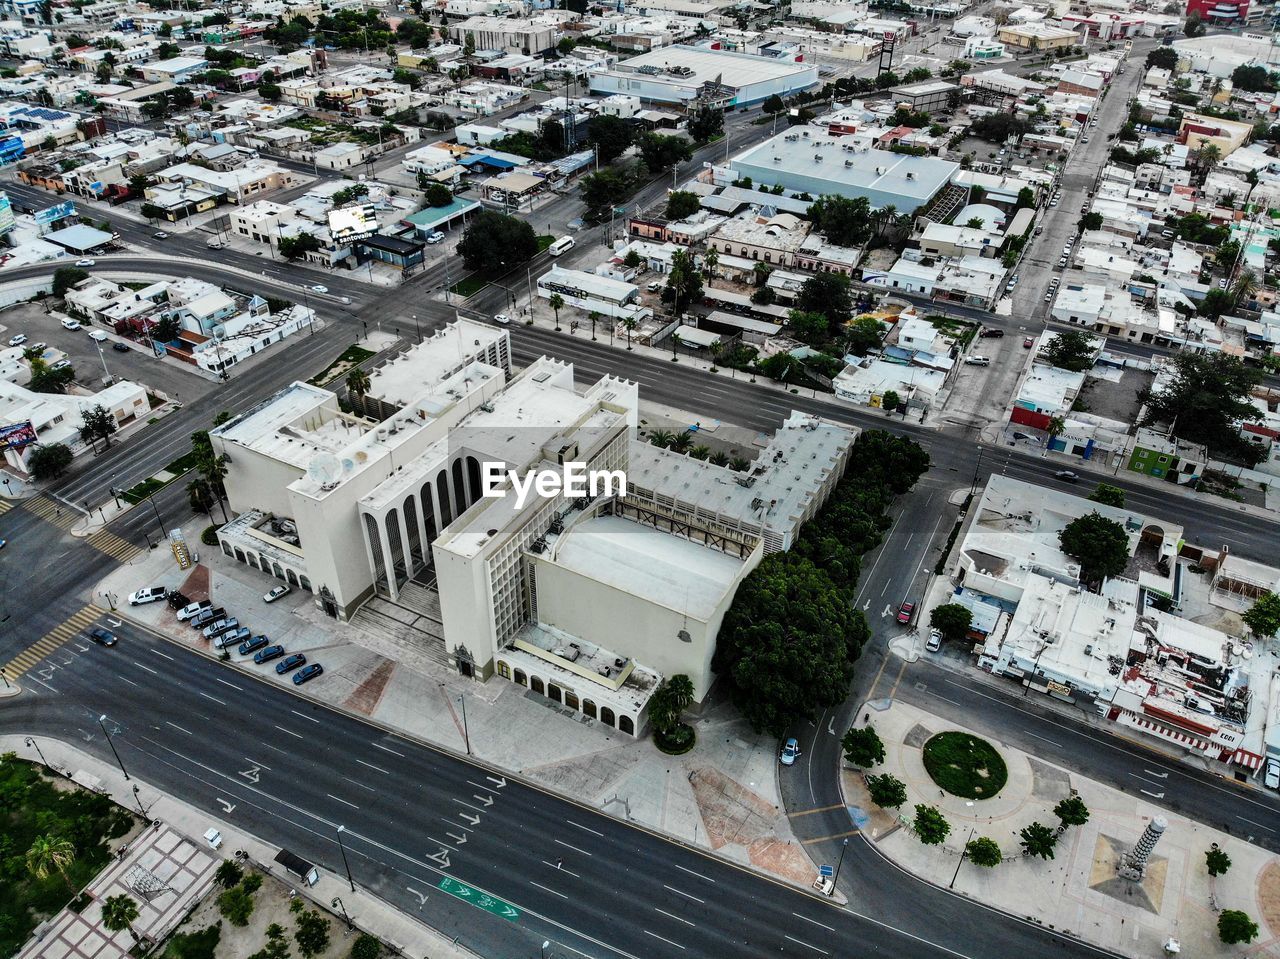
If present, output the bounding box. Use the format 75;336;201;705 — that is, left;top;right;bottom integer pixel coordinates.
349;586;452;673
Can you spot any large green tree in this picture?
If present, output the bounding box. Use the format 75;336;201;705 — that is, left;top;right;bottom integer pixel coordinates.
714;553;868;735
638;133;692;173
1059;512;1129;587
27;442;73;481
845;316;884;355
79;404;117;453
1242;592;1280;637
1020;822;1058;860
586;114;636;164
101;894;141;945
665;190;701;221
966;837;1003;867
1139;352;1263;464
686;107;723;143
807;194;873;247
1041;329;1095;372
52;266;88;296
1088;484;1125;508
929;604;972;642
913;805;950;845
865;772;907;808
1217;910;1258;945
663;248;703;317
456;210;537;271
795;272;853;333
842;725;885;768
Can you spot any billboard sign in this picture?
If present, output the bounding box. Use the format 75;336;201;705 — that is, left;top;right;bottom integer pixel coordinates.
0;421;37;450
327;203;378;243
35;201;77;227
0;192;14;235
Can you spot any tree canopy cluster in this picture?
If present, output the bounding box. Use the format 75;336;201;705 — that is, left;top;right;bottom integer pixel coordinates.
1138;351;1263;465
713;432;930;734
807;194;874;248
1059;512;1130;587
1040;329;1096;372
969;112;1028;144
456;210;538;272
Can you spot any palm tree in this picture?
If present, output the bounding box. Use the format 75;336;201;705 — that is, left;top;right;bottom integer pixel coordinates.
665;674;694;714
1230;268;1256;308
346;367;371;404
670;430;694;454
752;261;770;287
26;835;77;892
670;332;681;362
708;339;722;372
1196;143;1220;173
648;429;677;449
102;894;141;945
549;293;564;331
622;316;638;350
702;248;719;279
689;445;711;460
709;450;730;467
1047;415;1065;447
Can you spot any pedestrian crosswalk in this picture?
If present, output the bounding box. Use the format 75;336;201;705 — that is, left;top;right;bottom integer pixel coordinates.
21;495;142;562
0;605;105;682
86;529;142;563
0;498;13;516
23;494;80;531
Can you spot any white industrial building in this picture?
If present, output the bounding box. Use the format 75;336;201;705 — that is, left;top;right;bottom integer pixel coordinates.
587;45;819;107
211;320;856;733
537;266;652;322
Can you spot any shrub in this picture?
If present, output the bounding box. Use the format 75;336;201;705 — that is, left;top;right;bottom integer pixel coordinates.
350;933;382;959
1205;847;1231;877
201;525;219;547
912;804;950;845
213;861;242;888
922;732;1007;799
865;773;907;808
966;837;1003;867
842;726;885;768
1218;909;1258;944
216;885;255;927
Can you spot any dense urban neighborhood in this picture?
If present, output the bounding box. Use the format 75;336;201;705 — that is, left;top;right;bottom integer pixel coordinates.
1;0;1280;956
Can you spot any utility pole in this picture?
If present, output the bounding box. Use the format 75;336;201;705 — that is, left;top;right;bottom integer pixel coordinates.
97;714;129;781
950;826;976;888
334;825;355;892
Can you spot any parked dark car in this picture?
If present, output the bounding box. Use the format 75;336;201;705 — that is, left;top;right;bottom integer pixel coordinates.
167;591;190;610
238;635;270;656
254;645;285;664
276;653;307;675
191;607;226;628
112;341;130;353
292;664;323;685
979;329;1005;338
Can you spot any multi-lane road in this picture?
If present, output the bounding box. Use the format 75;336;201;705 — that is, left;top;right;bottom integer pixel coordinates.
4;61;1280;959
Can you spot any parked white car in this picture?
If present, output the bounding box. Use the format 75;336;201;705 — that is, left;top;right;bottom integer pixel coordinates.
129;586;168;606
88;330;109;342
61;318;82;331
263;585;291;603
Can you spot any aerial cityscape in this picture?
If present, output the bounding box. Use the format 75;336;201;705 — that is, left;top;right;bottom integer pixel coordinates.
0;0;1278;956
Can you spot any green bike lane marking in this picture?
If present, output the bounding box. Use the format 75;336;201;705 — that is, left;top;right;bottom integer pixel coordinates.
438;876;521;922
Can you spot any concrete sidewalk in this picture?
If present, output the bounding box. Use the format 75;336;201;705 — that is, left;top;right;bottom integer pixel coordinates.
91;513;819;892
3;735;480;959
842;700;1280;959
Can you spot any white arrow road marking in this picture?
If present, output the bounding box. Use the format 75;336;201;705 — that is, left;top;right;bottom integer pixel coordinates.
863;600;870;611
108;618;122;627
1139;789;1165;800
406;886;428;906
239;766;261;783
473;794;494;807
425;849;451;868
486;775;507;788
882;604;893;618
217;798;236;813
458;812;480;826
447;832;468;845
1143;769;1169;779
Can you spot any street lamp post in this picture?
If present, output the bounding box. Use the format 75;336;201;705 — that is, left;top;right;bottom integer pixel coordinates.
458;693;471;756
950;826;976;889
97;714;129;781
831;837;849;888
331;896;354;930
146;493;167;542
131;784;147;818
25;736;48;768
335;825;355;892
95;341;112;382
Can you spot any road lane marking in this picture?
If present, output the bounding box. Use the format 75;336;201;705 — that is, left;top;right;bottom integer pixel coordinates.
342;777;377;793
644;931;685;951
371;741;405;757
801;829;859;845
793;913;836;933
542;860;580;878
273;725;304;739
789;803;846;818
1236;816;1276;833
215;678;244;690
244;758;272;770
152;649;174;661
655;908;695;927
115;674;138;687
200;692;227;706
327;793;360;809
451;797;487;813
132;661;158;675
355;759;389;775
260;742;289;755
673;863;715;883
554;839;591;857
784;934;829;955
567;819;603;837
165;722;192;735
529;880;567;899
662;884;704;904
445;818;473;832
291;709;320;723
1025;732;1061;747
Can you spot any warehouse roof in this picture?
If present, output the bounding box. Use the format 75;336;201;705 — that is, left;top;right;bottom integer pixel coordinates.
611;44;815;89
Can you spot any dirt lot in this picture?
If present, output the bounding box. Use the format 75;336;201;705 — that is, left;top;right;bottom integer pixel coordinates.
159;863;365;959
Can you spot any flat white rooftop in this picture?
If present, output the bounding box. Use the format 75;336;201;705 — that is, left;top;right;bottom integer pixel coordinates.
551;514;742;620
365;318;504;407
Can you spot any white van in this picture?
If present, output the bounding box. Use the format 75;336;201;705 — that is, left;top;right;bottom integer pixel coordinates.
548;236;575;257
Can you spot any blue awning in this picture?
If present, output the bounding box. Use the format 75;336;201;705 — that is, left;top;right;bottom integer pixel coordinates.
458;154;518;170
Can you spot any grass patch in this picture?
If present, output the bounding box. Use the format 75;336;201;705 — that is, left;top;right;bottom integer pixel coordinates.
536;234;555;253
159;922;221;959
307;343;374;387
654;723;696;755
922;732;1007;799
0;757;135;956
449;275;488;299
164;449;202;477
122;476;167;505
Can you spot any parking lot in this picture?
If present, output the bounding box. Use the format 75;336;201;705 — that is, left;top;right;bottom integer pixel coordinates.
0;301;216;403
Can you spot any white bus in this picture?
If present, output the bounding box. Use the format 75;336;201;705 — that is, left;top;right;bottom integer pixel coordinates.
548;236;575;257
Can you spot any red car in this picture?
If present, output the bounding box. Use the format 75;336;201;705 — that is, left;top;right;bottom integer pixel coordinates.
897;601;915;625
1023;337;1034;348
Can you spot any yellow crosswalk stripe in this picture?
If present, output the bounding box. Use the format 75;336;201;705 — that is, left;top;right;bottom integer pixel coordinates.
23;495;78;531
86;530;142;562
0;604;106;681
0;499;12;514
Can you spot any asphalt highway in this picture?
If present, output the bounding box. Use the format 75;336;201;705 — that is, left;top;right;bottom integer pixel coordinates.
0;617;1123;959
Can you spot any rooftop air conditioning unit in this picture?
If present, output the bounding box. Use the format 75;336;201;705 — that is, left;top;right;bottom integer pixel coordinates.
906;171;916;180
814;153;822;162
802;130;810;137
845;159;853;167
